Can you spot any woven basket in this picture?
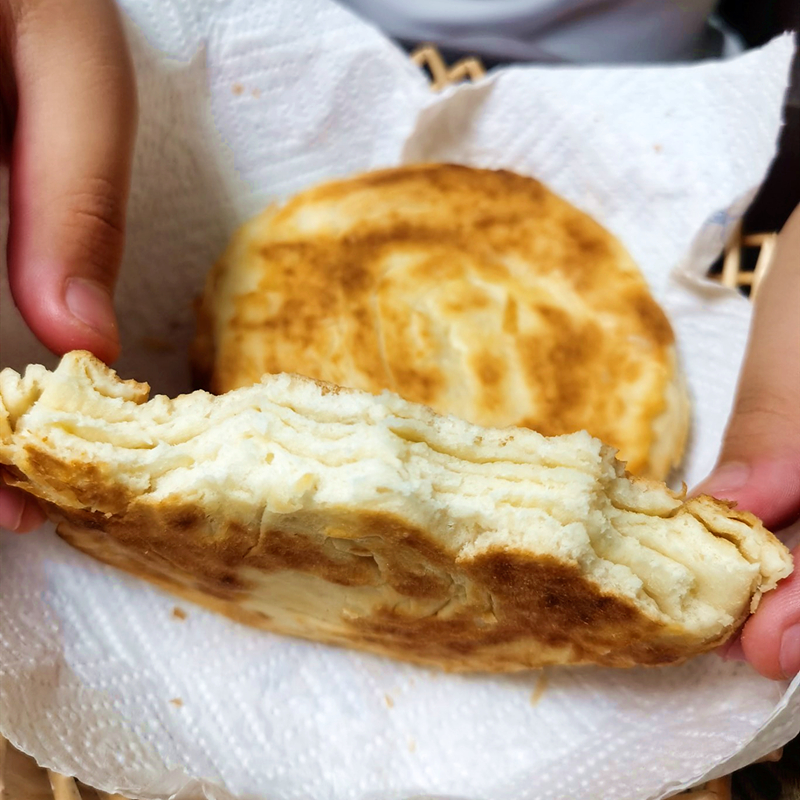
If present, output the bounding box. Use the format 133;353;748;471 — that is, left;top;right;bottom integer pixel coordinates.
0;44;783;800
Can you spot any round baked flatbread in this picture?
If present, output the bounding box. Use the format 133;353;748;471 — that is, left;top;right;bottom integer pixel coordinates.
193;164;689;479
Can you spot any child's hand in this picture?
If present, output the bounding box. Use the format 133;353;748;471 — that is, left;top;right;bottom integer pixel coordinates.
0;0;137;531
695;204;800;680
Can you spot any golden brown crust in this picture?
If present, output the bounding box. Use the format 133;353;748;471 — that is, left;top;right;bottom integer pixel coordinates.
47;505;682;671
194;163;689;478
48;502;754;672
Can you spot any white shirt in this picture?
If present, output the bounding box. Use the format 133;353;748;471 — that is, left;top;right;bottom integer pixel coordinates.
337;0;741;63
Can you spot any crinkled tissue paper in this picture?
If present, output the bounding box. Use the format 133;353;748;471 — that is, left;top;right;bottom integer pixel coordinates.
0;1;798;799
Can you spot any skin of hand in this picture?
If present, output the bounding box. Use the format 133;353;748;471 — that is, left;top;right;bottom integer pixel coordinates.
693;203;800;681
0;0;137;531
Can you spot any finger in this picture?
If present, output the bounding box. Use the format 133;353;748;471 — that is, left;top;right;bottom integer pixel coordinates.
741;543;800;680
6;0;137;363
693;205;800;530
0;484;45;532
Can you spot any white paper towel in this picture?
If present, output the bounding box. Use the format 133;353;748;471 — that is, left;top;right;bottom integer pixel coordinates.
0;1;798;798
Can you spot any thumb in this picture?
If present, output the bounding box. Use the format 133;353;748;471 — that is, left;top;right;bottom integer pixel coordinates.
693;204;800;531
6;0;137;364
741;540;800;680
693;205;800;681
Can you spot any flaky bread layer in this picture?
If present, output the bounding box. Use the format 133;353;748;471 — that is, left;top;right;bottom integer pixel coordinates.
0;352;791;671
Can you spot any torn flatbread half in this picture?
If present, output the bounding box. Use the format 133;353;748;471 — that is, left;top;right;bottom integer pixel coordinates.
0;352;791;672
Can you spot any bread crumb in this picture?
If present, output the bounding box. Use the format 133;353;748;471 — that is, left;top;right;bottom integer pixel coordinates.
529;673;548;706
169;698;183;707
653;144;663;153
408;738;416;753
232;83;244;95
252;88;261;99
172;607;187;620
384;694;394;709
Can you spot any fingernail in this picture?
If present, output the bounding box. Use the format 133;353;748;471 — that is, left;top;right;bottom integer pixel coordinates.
779;624;800;679
65;278;118;339
695;462;750;499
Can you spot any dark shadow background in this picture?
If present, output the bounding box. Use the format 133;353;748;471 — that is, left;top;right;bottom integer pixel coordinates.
733;734;800;800
719;0;800;235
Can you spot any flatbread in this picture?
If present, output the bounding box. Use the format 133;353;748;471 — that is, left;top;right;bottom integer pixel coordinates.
193;164;689;479
0;352;790;672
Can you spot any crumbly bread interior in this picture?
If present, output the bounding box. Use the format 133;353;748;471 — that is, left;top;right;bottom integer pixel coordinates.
0;352;791;671
193;164;690;479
